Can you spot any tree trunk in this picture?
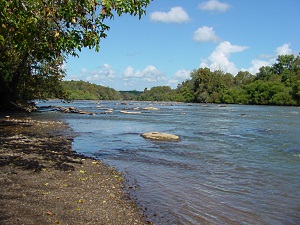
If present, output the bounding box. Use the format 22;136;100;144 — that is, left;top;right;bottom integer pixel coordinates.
9;51;30;102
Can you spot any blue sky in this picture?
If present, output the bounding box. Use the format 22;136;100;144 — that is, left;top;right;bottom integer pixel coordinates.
65;0;300;91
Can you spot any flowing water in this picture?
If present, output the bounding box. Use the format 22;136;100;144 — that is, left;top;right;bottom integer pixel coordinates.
36;100;300;224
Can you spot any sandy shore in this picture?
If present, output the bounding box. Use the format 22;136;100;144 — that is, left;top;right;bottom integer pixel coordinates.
0;116;150;225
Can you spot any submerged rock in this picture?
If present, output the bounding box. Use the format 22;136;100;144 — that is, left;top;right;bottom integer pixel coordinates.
104;109;113;114
41;106;95;115
141;132;180;141
120;110;141;114
142;107;159;111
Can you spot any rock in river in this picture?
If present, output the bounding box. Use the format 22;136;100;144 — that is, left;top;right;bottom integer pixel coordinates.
141;132;180;141
142;107;159;110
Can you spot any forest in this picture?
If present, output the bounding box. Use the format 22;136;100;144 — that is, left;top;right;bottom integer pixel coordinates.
63;54;300;106
61;81;142;100
174;54;300;105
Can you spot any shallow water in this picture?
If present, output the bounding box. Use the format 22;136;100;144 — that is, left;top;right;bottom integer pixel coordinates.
36;100;300;224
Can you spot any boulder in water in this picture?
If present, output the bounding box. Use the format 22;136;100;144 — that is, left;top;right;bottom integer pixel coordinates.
141;132;180;141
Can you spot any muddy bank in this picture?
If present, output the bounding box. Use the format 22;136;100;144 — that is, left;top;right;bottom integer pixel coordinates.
0;117;150;225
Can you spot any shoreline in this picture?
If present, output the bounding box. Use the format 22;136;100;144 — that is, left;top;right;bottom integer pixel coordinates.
0;116;150;224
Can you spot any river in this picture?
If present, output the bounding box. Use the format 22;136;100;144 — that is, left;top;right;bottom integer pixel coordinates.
36;100;300;225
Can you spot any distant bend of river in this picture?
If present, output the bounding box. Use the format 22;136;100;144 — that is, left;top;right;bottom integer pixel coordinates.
35;100;300;225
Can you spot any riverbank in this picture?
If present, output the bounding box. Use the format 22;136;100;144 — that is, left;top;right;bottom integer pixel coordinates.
0;116;149;225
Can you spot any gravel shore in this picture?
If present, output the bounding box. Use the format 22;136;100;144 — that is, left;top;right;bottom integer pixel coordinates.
0;116;150;225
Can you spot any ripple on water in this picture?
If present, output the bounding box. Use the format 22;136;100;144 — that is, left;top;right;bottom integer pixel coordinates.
36;101;300;225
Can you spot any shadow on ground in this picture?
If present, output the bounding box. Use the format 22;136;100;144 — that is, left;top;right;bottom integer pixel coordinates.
0;118;84;172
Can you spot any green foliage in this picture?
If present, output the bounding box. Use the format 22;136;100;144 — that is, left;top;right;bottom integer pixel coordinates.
0;0;150;107
62;80;123;100
62;81;143;100
137;86;176;101
175;80;195;102
119;90;142;100
235;71;255;85
190;68;235;103
1;0;150;57
173;54;300;106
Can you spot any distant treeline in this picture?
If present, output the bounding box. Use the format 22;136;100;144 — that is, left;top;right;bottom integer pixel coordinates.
63;54;300;106
62;80;142;100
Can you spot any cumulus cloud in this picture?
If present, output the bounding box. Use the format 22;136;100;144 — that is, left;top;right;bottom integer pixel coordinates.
174;69;191;80
244;43;293;74
121;65;169;90
123;66;193;89
123;65;166;82
246;59;270;75
200;41;248;75
124;66;136;78
150;7;190;23
199;0;230;12
166;69;191;87
193;26;220;42
275;43;292;55
86;64;116;82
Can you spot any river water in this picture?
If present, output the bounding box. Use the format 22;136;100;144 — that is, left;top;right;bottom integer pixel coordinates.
36;100;300;224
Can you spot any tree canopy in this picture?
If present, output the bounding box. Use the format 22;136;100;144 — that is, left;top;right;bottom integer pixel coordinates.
132;54;300;106
174;54;300;106
62;80;123;100
0;0;150;108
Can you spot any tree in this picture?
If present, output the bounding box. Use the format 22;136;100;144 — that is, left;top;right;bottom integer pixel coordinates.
0;0;150;108
62;80;122;100
272;55;295;75
273;54;300;86
292;80;300;104
175;80;195;102
234;71;254;85
256;66;274;81
137;86;176;101
190;68;234;103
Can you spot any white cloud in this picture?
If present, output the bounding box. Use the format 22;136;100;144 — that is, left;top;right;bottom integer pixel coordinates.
174;69;191;80
122;66;193;89
200;41;248;75
142;65;167;82
245;59;270;75
121;65;169;90
123;65;166;82
124;66;136;77
244;43;293;74
199;0;230;12
193;26;220;42
276;43;292;56
86;64;116;82
168;79;179;84
165;69;191;88
150;7;190;23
